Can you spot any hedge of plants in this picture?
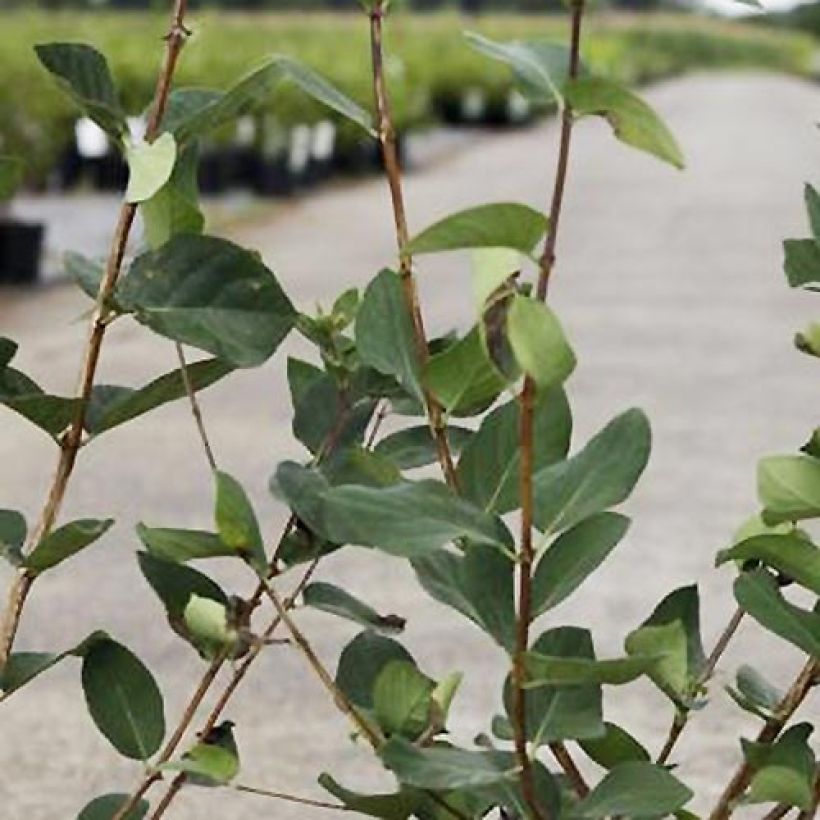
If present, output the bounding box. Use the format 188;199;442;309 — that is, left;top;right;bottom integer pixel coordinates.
1;10;814;184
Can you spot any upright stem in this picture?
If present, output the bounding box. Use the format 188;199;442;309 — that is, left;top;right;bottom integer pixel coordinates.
512;4;585;817
0;0;190;670
709;658;819;820
368;1;459;490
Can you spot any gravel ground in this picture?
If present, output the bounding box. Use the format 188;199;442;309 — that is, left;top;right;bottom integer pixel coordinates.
1;72;819;819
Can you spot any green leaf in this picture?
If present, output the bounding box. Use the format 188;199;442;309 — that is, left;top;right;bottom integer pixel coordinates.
183;595;238;660
0;632;106;697
759;454;820;524
795;322;820;358
574;761;693;817
806;183;820;241
506;295;576;390
717;533;820;596
81;638;165;760
318;774;420;820
137;552;229;658
321;480;513;557
0;155;25;202
625;585;705;706
413;543;516;652
356;270;423;402
0;509;26;566
404;203;547;257
336;631;414;710
35;43;126;139
503;627;604;745
174;57;373;142
472;248;524;311
579;722;650;770
77;794;149;820
117;235;296;368
214;471;266;573
735;665;783;713
784;239;820;289
382;738;516;790
136;524;233;563
373;660;435;739
64;252;104;300
165;722;239;786
524;652;658;687
24;518;113;575
734;570;820;658
124;133;176;204
565;76;684;170
533;408;651;534
458;388;571;514
303;582;405;635
424;328;507;417
466;33;571;107
86;359;233;435
0;352;78;440
142;145;204;250
532;512;631;617
375;425;473;470
746;724;816;809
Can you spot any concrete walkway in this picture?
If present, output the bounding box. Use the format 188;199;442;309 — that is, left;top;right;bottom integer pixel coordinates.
1;72;819;819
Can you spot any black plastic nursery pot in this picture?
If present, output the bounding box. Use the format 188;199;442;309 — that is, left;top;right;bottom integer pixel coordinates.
0;220;45;285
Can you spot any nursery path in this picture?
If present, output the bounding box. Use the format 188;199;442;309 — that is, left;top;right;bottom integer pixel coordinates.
1;72;819;818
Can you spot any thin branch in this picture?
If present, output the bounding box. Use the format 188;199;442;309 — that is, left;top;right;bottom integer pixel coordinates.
549;742;590;798
368;0;459;491
512;3;585;816
148;774;185;820
233;782;348;811
175;342;218;472
762;805;796;820
709;659;819;820
796;770;820;820
657;607;746;765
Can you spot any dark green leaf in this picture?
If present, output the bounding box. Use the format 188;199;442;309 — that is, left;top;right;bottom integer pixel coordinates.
734;664;782;714
117;235;296;368
412;543;516;652
35;43;125;139
565;76;684;169
524;652;658;687
303;582;405;635
424;328;507;417
64;252;104;300
25;518;113;574
321;480;513;557
0;509;26;566
625;585;705;706
579;722;650;770
458;389;571;514
136;524;234;563
717;533;820;596
734;570;820;658
574;761;693;817
532;512;630;617
507;295;576;390
86;359;233;435
503;627;604;745
77;793;149;820
747;723;816;809
784;239;820;289
533;408;651;533
382;738;516;790
805;183;820;241
758;454;820;524
404;203;548;257
375;425;473;470
81;638;165;760
318;774;420;819
336;631;414;710
356;270;423;402
215;471;266;573
466;33;572;106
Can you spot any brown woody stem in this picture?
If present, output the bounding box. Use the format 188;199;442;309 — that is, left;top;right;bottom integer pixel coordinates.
709;658;819;820
0;0;190;671
368;0;459;490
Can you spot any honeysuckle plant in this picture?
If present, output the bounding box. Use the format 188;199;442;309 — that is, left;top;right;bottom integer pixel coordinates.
0;0;817;818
